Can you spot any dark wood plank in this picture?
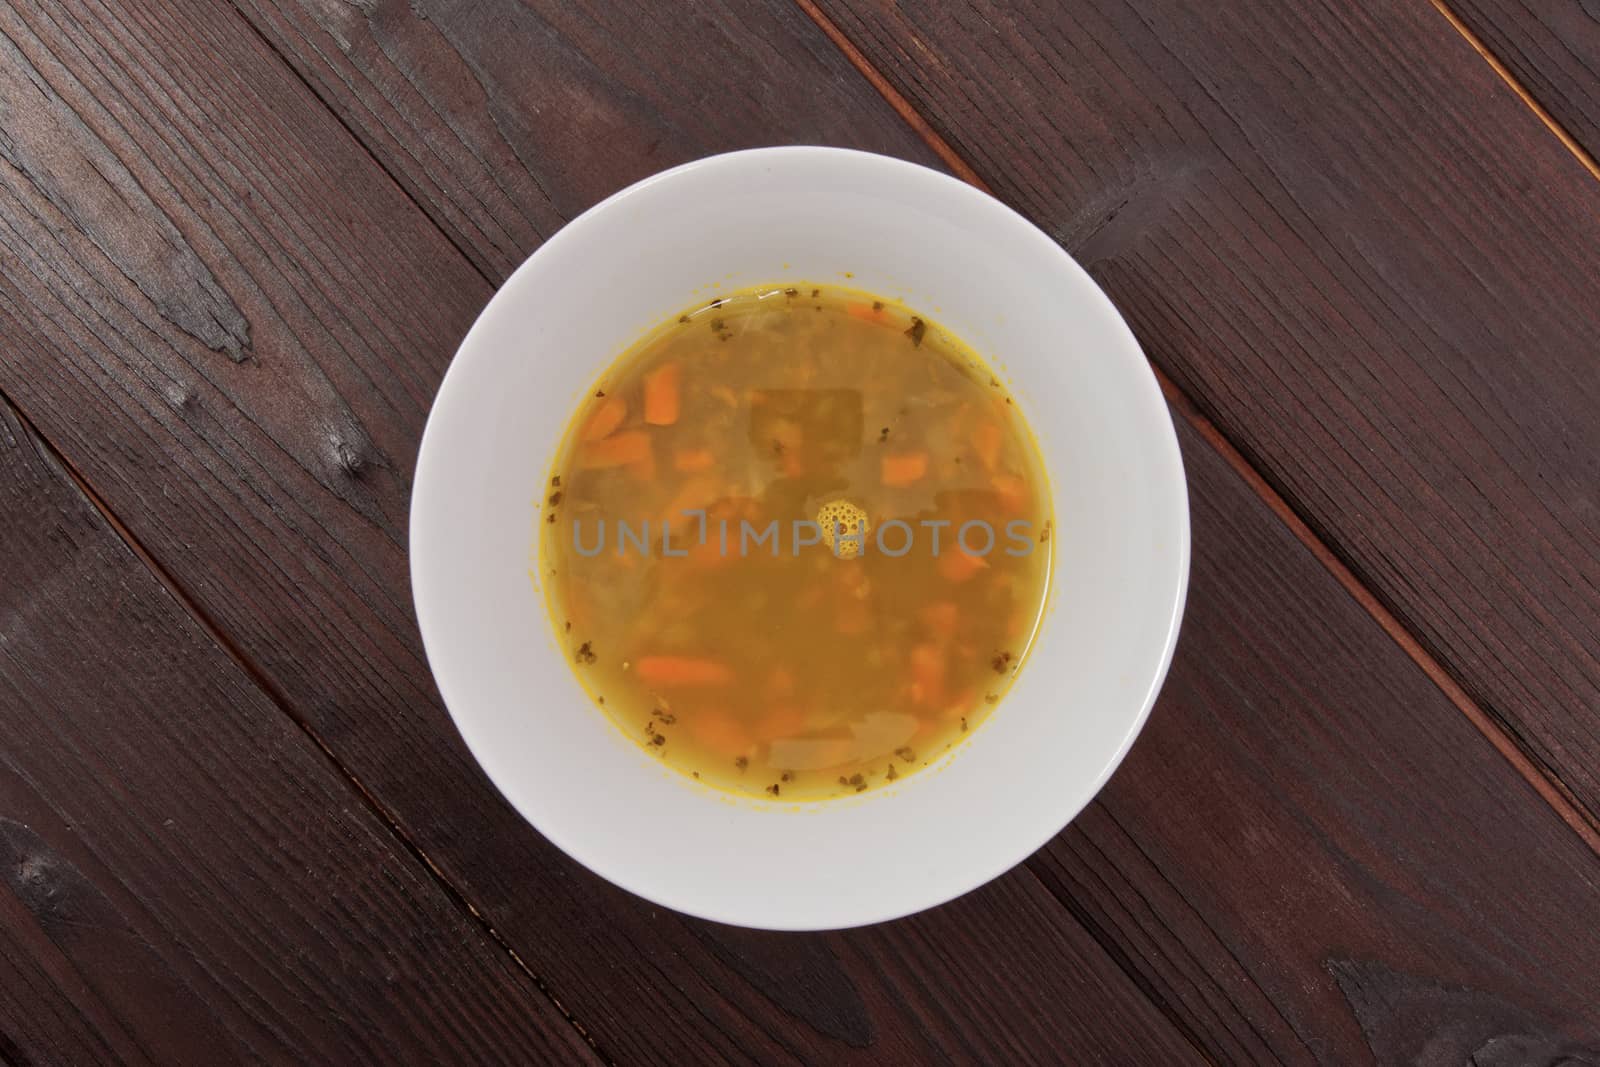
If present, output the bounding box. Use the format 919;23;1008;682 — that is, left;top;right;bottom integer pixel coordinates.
232;0;948;280
1442;0;1600;175
0;404;597;1063
811;0;1600;824
0;0;1202;1060
1034;413;1600;1062
7;0;1598;1060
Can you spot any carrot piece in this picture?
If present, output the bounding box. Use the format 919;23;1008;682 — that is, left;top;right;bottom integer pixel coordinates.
971;422;1003;471
766;668;796;700
909;643;946;705
937;548;991;582
644;362;682;425
635;655;733;686
992;473;1030;514
687;536;730;567
687;709;750;758
845;301;887;323
762;705;806;741
944;686;979;721
920;600;960;637
881;451;929;487
579;429;651;469
674;447;716;473
580;395;628;441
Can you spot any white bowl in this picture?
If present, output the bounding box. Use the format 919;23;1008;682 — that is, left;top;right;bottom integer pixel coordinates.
411;147;1188;930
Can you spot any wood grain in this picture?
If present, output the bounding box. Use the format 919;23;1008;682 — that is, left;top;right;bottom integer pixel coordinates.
811;0;1600;826
231;0;947;280
0;0;1202;1060
0;401;597;1063
1035;415;1600;1062
1441;0;1600;178
5;0;1599;1060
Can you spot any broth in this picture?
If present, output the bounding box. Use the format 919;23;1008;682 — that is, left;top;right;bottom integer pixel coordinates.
541;283;1051;800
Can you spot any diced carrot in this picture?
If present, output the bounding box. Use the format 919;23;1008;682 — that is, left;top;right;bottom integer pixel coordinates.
635;655;733;686
909;643;946;705
766;668;796;700
687;536;730;567
580;395;627;441
659;475;718;525
920;600;959;637
992;473;1030;514
579;429;651;469
674;447;716;473
944;686;978;721
971;421;1003;471
881;451;929;487
761;705;805;741
845;301;888;323
937;548;991;582
643;362;682;425
687;709;750;759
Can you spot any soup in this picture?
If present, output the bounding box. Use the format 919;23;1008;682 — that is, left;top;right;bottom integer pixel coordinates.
540;283;1051;800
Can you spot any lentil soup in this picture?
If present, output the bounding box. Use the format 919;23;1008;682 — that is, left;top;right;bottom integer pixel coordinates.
541;283;1052;801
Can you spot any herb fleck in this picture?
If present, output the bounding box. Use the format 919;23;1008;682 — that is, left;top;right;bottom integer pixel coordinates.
575;642;597;665
991;651;1014;674
765;783;781;797
872;300;883;311
735;755;749;771
905;316;927;347
551;475;561;487
780;771;793;782
548;490;563;506
886;764;899;781
595;389;606;398
547;511;556;524
894;746;916;762
1040;520;1052;543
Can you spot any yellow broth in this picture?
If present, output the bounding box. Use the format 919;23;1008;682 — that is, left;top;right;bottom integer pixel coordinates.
540;284;1052;800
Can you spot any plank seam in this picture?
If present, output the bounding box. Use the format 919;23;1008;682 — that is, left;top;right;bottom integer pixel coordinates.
0;389;617;1067
788;0;1600;851
1428;0;1600;184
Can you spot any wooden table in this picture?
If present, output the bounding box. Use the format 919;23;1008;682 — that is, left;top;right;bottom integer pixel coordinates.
1;0;1597;1061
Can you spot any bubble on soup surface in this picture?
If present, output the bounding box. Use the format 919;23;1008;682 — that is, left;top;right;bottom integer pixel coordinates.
817;499;869;559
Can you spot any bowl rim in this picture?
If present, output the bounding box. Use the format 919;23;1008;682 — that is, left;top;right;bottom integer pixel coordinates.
410;145;1190;929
